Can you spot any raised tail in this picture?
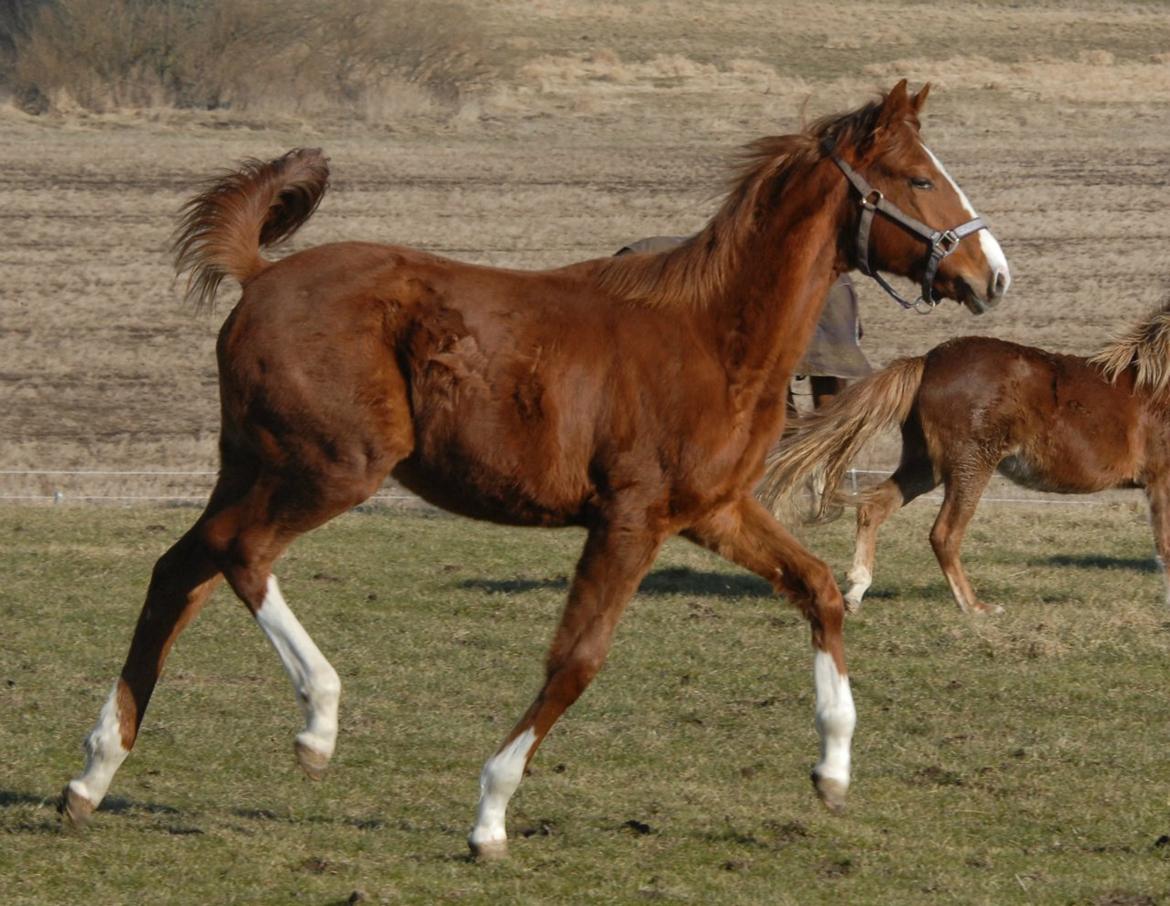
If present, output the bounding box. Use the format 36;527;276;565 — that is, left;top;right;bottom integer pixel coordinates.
757;356;926;519
172;148;330;310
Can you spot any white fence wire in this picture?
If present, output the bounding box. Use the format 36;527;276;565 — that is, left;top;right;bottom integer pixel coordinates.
0;467;1144;508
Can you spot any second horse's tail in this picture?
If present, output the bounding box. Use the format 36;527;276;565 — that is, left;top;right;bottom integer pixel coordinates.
758;356;926;519
172;148;330;311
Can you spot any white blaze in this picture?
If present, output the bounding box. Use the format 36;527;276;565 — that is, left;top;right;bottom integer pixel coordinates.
921;141;1010;294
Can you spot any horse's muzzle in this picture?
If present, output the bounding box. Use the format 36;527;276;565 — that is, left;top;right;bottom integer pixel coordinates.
961;266;1009;315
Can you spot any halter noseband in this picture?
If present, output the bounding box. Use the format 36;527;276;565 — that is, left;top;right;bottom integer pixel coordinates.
822;138;987;313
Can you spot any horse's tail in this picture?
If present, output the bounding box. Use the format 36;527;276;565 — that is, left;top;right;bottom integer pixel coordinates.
172;148;330;311
758;356;926;519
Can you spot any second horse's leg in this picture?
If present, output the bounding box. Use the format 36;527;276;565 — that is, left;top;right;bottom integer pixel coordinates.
846;458;937;611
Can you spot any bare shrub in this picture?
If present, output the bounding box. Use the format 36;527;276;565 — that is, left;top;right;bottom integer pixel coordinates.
9;0;492;115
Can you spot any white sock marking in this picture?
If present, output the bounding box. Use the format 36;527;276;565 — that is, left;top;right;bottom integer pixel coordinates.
469;727;538;850
844;565;872;608
67;681;130;808
921;141;1010;295
254;576;341;759
813;651;856;786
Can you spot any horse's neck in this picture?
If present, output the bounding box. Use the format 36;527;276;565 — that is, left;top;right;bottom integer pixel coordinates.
707;178;848;409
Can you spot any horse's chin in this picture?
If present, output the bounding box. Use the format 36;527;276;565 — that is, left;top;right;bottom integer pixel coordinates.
959;286;995;316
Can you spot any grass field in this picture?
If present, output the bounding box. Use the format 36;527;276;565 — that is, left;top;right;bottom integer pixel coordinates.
2;502;1169;905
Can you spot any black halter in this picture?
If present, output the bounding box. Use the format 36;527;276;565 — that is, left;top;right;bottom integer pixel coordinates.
822;139;987;313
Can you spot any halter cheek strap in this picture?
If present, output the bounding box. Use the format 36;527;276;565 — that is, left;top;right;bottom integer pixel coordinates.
823;139;987;313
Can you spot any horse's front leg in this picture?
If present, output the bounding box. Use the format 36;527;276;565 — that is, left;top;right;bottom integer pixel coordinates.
468;514;665;859
684;495;855;813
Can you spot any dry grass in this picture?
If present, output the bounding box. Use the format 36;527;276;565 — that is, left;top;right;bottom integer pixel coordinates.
5;1;1170;502
4;0;491;115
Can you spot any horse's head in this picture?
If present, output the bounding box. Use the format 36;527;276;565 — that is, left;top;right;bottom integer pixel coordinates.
822;80;1010;314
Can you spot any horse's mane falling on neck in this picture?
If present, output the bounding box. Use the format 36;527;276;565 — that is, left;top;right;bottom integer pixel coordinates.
594;91;922;310
1089;302;1170;396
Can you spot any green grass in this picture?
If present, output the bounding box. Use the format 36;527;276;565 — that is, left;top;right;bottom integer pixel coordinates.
2;503;1169;905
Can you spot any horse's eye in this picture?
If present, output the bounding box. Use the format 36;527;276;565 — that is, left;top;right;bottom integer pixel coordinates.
910;177;934;190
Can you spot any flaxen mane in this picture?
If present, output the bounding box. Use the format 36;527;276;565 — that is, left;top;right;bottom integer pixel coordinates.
1089;304;1170;396
593;94;921;309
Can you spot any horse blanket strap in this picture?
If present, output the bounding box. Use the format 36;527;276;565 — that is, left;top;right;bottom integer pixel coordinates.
821;138;986;313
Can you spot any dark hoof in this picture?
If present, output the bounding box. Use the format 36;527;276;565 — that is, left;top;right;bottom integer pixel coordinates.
59;784;95;829
811;771;848;815
468;837;508;861
294;739;331;780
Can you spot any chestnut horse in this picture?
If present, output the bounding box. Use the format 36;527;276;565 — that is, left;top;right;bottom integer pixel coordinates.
61;82;1009;857
759;314;1170;615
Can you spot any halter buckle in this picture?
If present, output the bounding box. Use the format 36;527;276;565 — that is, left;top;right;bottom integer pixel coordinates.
936;229;960;255
862;189;882;209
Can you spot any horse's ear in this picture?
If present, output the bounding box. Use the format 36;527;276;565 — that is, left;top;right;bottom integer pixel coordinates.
878;79;911;127
911;82;931;114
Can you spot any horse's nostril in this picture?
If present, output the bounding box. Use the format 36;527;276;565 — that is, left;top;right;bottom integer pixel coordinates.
993;270;1009;296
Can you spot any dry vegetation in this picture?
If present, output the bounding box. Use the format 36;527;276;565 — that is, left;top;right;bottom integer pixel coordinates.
1;0;491;113
5;1;1170;502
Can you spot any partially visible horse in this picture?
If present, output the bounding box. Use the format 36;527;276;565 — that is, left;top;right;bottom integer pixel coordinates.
759;312;1170;615
60;81;1009;857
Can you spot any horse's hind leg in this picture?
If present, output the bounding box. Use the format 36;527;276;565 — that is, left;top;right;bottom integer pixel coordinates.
931;464;999;614
845;458;937;612
685;495;855;814
468;513;666;859
61;516;223;826
1145;478;1170;605
204;465;397;781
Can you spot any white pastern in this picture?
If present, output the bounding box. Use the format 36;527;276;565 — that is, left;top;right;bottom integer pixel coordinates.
255;576;341;759
943;574;972;613
844;565;872;608
67;681;130;808
469;727;538;850
921;142;1010;293
813;651;856;786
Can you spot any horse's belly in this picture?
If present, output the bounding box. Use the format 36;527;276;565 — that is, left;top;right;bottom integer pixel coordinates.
395;396;594;528
996;453;1132;494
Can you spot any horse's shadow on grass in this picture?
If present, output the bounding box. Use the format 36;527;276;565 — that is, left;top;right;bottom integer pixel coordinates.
458;566;773;599
0;789;181;835
1033;554;1157;573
